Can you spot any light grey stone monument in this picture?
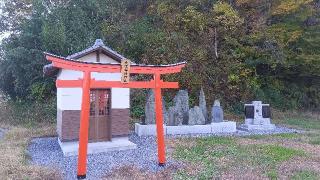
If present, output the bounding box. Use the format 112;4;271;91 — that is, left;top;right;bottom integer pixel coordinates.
188;106;206;125
144;90;168;124
240;101;275;131
211;100;223;123
173;90;189;125
168;106;184;126
199;87;207;121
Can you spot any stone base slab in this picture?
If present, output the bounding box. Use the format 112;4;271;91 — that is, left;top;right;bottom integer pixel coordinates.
58;137;137;157
135;121;237;136
239;124;276;131
211;121;237;133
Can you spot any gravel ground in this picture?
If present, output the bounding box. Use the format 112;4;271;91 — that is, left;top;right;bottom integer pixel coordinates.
28;134;178;180
27;126;301;180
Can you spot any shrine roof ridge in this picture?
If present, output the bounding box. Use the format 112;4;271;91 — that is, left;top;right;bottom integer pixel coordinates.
66;39;126;62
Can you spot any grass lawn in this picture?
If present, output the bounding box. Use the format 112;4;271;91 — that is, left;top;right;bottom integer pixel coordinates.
0;124;61;179
164;111;320;179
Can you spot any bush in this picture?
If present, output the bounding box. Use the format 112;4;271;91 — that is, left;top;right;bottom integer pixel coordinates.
130;89;147;119
0;98;56;126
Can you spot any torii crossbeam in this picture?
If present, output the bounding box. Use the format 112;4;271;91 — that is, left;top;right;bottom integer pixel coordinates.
44;53;186;179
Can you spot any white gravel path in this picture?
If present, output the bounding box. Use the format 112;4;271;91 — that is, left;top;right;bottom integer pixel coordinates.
27;126;301;180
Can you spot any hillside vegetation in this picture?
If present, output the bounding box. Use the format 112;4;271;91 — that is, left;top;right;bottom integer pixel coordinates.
0;0;319;110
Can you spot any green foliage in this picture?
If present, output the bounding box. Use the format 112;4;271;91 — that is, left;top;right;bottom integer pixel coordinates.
181;6;207;32
41;20;67;54
212;2;244;31
0;0;319;110
130;90;147;119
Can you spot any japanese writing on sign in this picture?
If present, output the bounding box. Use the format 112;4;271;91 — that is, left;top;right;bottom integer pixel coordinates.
121;59;131;84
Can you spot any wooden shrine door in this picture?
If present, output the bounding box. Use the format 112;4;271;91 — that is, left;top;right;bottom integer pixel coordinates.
89;89;111;142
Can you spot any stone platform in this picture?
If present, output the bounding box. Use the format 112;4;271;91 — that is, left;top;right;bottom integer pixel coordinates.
58;137;137;157
135;121;237;136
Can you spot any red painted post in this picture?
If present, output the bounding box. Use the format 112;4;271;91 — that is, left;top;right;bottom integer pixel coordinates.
154;73;166;166
77;71;91;179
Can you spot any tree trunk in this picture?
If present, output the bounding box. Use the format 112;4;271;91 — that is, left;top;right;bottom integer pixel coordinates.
214;27;218;58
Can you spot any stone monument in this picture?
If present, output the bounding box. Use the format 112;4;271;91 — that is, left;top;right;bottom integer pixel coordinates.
135;94;237;136
212;100;223;123
210;99;237;133
173;90;189;125
199;87;207;121
167;106;184;126
240;101;275;131
188;106;206;125
144;90;168;124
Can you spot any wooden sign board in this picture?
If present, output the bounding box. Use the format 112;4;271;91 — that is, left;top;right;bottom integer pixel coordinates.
121;59;131;83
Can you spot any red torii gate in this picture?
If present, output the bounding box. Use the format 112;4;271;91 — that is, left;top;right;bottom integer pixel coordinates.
44;53;186;179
